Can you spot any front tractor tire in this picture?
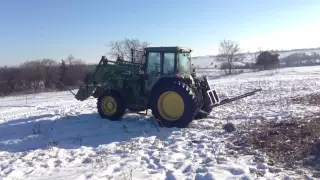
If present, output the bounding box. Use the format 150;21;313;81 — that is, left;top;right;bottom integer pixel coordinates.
151;81;197;128
97;91;126;121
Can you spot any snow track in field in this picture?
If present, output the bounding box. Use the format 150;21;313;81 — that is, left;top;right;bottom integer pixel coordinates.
1;66;320;180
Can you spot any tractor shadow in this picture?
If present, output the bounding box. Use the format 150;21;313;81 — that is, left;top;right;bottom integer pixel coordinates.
0;112;177;153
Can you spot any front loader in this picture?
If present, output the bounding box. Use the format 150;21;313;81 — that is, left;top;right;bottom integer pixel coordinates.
75;46;261;128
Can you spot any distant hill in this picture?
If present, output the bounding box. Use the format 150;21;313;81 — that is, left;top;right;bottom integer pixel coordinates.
192;47;320;69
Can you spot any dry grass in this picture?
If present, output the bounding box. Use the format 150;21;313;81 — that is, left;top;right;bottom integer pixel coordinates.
290;92;320;106
234;118;319;162
233;117;320;177
231;93;320;178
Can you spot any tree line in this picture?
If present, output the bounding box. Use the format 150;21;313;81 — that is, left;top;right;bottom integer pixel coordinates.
217;39;320;73
0;55;89;96
281;52;320;67
217;39;281;74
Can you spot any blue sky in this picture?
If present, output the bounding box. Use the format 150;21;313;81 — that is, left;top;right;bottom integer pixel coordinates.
1;0;320;65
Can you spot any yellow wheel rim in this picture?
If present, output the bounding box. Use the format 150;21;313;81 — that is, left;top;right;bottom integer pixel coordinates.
101;96;117;115
157;91;184;121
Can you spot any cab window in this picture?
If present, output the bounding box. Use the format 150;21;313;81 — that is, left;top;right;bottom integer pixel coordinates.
147;52;161;75
163;53;175;74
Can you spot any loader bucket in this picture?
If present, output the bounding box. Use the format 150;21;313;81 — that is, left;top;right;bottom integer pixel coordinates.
75;85;96;101
75;86;87;101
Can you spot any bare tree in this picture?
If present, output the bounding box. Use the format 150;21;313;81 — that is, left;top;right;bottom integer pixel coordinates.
217;39;241;75
20;59;59;90
60;55;88;87
0;66;21;95
40;59;58;88
19;60;43;89
64;55;85;66
108;38;150;62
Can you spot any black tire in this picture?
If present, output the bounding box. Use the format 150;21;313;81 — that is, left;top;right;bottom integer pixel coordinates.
97;91;126;121
150;81;197;128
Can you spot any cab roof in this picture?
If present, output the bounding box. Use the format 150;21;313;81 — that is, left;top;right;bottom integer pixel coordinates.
144;46;192;53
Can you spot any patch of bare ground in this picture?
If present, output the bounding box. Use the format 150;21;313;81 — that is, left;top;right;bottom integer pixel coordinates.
231;116;320;178
290;92;320;106
229;91;320;178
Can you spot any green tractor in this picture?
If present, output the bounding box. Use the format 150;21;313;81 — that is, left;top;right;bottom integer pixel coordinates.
75;46;261;128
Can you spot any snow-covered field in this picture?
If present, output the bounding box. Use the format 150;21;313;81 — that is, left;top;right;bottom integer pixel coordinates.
1;66;320;180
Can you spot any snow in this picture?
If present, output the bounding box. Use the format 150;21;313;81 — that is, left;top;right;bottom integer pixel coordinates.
1;66;320;180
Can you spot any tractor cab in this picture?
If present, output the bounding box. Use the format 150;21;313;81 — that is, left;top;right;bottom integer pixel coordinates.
143;46;192;76
131;46;194;91
131;46;193;76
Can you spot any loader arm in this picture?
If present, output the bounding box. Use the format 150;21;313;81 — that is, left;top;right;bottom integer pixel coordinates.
75;56;109;101
75;56;142;101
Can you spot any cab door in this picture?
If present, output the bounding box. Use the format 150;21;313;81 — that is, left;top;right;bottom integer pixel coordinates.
145;52;162;91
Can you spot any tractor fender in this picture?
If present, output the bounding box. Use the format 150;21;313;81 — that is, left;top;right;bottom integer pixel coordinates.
92;82;113;98
150;76;183;93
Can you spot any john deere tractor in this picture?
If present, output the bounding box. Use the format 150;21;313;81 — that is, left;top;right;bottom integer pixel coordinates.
75;46;261;128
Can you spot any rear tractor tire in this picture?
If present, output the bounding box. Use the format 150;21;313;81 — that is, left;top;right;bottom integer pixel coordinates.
151;81;197;128
97;91;126;121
